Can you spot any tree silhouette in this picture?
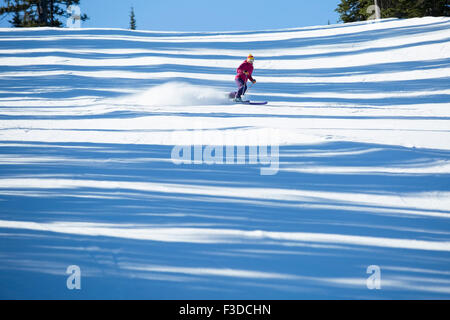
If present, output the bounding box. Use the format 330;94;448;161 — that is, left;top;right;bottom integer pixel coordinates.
129;6;136;30
0;0;88;27
336;0;449;23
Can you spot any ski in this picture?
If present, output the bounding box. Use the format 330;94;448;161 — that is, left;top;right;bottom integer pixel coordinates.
236;100;268;105
228;91;267;105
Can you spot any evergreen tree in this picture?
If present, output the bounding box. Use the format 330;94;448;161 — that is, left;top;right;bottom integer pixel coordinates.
336;0;449;23
336;0;365;23
129;6;136;30
0;0;88;27
419;0;450;16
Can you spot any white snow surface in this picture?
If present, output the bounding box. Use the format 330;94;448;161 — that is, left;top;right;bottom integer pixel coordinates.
0;17;449;149
0;17;449;299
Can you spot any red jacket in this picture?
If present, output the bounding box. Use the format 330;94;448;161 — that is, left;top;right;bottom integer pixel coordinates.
236;60;254;83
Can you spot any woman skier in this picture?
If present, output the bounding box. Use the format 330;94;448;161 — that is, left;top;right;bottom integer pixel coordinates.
234;54;256;102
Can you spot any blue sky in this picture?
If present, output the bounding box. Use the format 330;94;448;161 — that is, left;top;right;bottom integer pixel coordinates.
0;0;342;31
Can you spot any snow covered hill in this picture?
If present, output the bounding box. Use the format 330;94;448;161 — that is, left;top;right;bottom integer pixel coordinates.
0;17;449;299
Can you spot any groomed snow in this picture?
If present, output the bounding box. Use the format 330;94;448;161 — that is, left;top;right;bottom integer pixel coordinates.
0;17;449;299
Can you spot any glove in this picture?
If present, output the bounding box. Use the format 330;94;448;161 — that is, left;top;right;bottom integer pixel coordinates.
251;79;256;84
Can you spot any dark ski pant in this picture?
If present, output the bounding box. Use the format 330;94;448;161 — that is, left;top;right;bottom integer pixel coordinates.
235;78;247;98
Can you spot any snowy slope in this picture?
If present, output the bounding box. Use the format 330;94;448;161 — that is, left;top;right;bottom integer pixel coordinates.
0;17;449;299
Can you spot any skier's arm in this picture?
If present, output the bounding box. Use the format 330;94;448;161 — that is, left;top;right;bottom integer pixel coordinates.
246;69;255;83
236;63;246;76
242;70;254;81
242;70;255;83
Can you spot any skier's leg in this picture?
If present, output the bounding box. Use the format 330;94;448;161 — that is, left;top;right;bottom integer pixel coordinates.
235;79;242;98
235;78;246;98
242;82;248;96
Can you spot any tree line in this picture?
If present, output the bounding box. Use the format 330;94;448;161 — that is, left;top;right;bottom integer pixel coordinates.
336;0;449;23
0;0;88;27
0;0;139;29
1;0;449;28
